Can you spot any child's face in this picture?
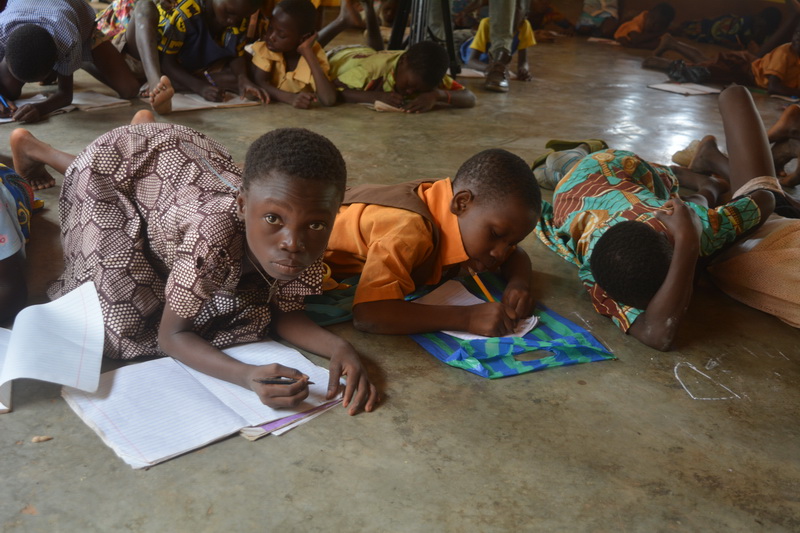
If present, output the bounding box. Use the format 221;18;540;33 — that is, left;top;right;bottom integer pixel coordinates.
395;60;434;96
644;13;668;34
266;7;304;54
452;193;538;272
211;0;257;30
237;173;341;281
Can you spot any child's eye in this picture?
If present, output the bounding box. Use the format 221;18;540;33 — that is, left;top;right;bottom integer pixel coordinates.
264;214;281;225
309;222;327;231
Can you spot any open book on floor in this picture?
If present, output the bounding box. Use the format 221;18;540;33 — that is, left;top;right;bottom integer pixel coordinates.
62;340;341;469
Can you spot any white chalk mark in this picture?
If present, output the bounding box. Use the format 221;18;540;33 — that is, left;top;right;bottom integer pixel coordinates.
705;358;719;370
742;347;758;358
778;351;789;361
673;362;741;401
570;311;592;329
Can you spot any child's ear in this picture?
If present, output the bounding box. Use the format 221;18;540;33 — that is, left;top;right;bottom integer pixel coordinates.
236;187;246;221
450;189;474;215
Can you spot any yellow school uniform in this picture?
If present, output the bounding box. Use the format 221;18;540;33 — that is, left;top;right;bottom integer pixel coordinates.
249;41;329;93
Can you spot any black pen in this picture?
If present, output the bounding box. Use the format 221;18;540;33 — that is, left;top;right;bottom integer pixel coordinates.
253;377;315;385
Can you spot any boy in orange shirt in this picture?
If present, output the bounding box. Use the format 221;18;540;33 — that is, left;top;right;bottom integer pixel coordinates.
324;149;541;336
614;3;674;49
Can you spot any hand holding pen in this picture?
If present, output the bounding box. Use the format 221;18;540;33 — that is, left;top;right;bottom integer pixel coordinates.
247;363;311;408
0;94;16;119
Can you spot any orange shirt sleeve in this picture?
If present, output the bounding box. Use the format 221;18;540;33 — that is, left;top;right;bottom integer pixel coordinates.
325;204;436;305
751;43;800;89
614;11;646;40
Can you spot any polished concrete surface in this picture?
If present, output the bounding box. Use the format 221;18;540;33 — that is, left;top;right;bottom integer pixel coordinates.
1;35;799;532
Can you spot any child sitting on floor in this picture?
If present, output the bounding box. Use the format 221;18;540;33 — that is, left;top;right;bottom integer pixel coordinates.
644;27;800;98
318;0;476;112
0;160;33;323
461;5;536;82
324;149;541;336
247;0;337;108
157;0;268;102
614;2;674;49
95;0;176;114
575;0;619;39
0;0;141;125
9;112;377;414
534;85;781;351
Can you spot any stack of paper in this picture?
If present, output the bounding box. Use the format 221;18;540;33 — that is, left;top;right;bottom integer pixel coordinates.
154;93;262;113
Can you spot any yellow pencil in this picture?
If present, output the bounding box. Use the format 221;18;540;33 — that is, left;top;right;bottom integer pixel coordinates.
468;267;495;302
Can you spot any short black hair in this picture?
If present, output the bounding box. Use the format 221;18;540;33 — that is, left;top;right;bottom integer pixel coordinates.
402;41;449;90
590;221;673;309
274;0;317;36
6;24;57;82
650;3;675;25
452;148;542;217
242;128;346;199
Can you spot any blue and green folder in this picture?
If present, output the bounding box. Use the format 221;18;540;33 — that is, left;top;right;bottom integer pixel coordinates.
305;273;614;379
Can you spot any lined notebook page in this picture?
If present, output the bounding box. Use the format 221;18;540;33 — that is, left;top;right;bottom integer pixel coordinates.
414;280;539;340
0;329;10;413
179;341;335;427
1;282;104;393
63;358;246;469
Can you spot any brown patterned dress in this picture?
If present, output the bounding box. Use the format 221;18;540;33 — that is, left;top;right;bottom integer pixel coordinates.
48;123;323;359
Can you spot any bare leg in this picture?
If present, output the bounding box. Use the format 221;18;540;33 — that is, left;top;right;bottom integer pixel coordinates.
130;109;156;124
317;0;375;48
689;135;731;179
717;85;776;191
652;33;709;63
87;41;141;99
766;104;800;143
671;165;729;206
127;0;174;114
9;129;75;189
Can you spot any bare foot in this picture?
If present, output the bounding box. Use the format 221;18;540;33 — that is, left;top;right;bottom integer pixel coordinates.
771;138;800;176
131;109;156;125
767;104;800;143
9;129;55;190
337;0;365;29
653;33;675;57
149;75;174;115
689;135;723;175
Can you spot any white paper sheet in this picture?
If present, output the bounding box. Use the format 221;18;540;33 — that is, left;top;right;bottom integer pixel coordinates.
414;280;538;340
0;282;104;414
0;94;76;123
179;341;335;426
69;91;131;111
155;93;262;113
648;83;721;95
63;358;246;469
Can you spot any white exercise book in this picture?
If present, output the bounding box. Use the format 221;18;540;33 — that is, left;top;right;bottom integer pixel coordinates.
62;340;339;469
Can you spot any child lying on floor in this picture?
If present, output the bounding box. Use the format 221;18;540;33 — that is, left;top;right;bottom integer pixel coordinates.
324;149;541;336
534;85;783;350
318;0;476;112
247;0;337;108
9;112;377;414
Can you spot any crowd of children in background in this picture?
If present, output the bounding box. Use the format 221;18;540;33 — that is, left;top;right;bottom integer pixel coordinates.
0;0;799;415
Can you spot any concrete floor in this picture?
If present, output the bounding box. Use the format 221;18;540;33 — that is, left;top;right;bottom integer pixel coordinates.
1;34;799;532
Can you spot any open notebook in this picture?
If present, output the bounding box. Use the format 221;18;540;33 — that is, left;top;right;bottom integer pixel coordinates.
62;340;340;469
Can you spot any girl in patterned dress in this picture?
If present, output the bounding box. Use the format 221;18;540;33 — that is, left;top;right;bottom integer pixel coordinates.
9;111;377;414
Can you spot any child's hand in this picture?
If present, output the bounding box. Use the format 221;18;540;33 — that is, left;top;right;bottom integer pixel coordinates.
376;91;405;108
467;302;518;337
13;104;41;123
654;197;702;247
517;67;533;82
200;84;225;102
403;91;437;113
239;78;269;103
502;281;534;318
247;363;311;408
292;92;317;109
326;347;378;415
297;32;318;56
